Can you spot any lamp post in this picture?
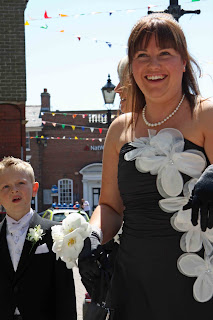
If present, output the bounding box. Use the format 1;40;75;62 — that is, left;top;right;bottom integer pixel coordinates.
148;0;200;21
101;74;116;127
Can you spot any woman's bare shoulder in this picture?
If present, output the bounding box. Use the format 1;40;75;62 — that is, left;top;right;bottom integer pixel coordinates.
106;112;133;153
197;97;213;123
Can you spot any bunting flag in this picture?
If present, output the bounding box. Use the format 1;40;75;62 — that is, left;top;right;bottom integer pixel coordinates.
25;21;30;26
43;120;108;132
44;11;51;19
31;135;105;141
26;6;154;22
192;0;200;2
40;24;48;29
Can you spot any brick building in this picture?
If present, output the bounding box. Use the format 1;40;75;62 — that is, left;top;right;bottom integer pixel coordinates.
0;0;28;160
26;89;119;214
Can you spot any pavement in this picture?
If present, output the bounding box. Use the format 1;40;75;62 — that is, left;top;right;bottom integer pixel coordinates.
73;266;87;320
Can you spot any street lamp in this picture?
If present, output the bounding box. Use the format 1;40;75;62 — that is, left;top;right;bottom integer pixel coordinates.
101;74;116;127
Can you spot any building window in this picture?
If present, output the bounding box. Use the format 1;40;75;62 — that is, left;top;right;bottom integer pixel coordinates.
58;179;73;205
26;132;30;150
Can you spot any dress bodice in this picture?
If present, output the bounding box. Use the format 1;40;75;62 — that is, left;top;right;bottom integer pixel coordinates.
118;138;208;238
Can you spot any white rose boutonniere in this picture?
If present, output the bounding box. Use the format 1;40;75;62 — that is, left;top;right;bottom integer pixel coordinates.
27;224;45;253
51;212;92;269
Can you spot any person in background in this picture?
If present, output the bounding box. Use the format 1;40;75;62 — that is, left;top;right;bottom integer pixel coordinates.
114;55;131;113
73;201;80;209
78;13;213;319
81;198;91;217
0;157;77;320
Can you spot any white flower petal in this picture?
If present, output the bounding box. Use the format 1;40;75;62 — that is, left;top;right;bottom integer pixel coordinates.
159;197;188;213
174;151;206;178
158;165;183;197
178;253;206;277
173;209;193;232
180;230;202;253
135;155;165;174
183;178;197;198
201;234;213;256
193;272;213;302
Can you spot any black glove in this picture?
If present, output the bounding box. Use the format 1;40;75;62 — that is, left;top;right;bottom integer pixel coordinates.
78;231;104;295
185;165;213;232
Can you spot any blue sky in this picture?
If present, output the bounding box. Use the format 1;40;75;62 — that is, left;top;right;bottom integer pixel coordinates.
25;0;213;111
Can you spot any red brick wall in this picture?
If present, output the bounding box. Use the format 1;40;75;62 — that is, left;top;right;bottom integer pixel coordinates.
28;110;114;212
0;104;26;160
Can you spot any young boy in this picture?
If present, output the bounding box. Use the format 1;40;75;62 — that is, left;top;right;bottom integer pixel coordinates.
0;157;77;320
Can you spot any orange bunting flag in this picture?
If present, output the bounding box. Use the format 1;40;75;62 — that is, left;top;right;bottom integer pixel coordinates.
71;125;76;130
60;30;65;33
59;14;69;17
98;128;103;134
44;10;51;19
25;21;30;26
72;114;77;118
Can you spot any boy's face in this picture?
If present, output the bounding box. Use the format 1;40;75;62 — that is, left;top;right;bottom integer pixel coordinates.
0;167;39;220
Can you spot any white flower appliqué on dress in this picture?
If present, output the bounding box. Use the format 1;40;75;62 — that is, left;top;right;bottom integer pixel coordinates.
178;253;213;302
124;128;206;198
159;178;213;255
125;128;213;302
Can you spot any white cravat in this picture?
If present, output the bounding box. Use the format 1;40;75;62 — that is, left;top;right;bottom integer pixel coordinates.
6;209;34;271
6;209;34;315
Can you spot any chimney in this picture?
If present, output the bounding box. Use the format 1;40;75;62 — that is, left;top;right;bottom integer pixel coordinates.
41;88;50;112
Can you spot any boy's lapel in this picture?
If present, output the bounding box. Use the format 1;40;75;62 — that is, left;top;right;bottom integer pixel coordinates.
0;219;15;279
15;213;49;280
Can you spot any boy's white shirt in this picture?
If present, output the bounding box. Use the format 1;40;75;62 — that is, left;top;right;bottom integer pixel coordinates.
6;208;34;315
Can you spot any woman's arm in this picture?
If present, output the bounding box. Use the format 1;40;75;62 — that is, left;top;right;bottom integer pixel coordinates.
90;114;129;243
200;98;213;163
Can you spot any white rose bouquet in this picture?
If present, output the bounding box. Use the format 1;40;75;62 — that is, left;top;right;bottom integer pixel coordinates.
51;212;92;268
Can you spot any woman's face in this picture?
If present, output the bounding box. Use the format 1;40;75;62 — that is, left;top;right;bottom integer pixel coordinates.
132;34;186;102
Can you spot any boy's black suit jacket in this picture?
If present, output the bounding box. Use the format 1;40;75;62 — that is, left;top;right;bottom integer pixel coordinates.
0;213;77;320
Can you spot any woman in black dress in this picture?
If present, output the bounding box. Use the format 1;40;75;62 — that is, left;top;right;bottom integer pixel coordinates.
79;13;213;319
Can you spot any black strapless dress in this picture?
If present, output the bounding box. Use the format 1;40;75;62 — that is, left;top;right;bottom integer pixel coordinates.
107;139;212;320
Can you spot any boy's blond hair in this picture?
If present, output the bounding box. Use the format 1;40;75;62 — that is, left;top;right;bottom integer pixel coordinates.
0;157;35;183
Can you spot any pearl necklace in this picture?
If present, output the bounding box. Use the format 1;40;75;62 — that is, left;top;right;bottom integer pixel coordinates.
142;94;185;127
